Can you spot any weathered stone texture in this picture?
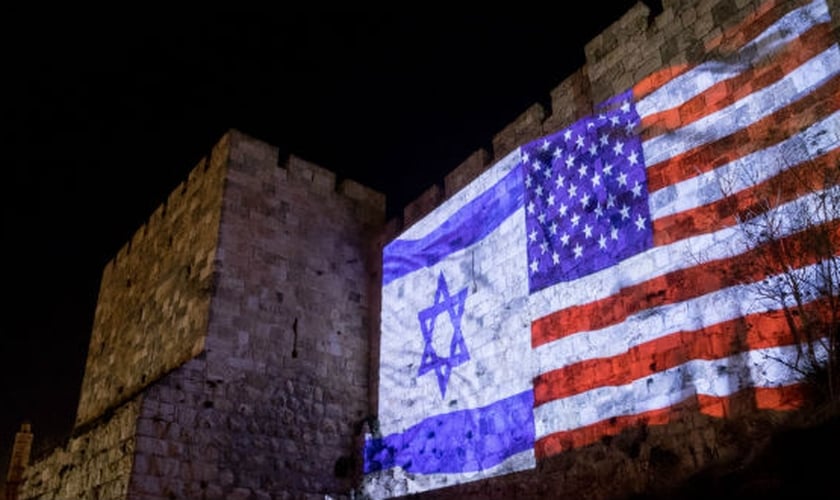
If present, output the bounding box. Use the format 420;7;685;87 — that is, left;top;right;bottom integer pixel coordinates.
13;0;840;498
75;135;230;428
18;399;140;500
119;130;386;499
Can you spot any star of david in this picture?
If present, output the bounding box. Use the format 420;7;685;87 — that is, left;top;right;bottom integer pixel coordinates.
417;272;470;398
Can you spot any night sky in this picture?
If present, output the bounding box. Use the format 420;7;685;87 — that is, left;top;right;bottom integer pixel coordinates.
1;4;642;480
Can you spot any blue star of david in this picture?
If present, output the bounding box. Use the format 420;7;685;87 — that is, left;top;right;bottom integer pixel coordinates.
417;272;470;398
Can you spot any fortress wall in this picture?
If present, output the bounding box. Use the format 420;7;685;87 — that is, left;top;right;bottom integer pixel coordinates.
124;130;386;498
369;0;840;498
18;399;141;500
74;134;231;428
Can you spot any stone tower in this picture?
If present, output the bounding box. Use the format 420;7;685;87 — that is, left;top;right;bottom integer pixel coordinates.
5;423;33;500
16;130;385;499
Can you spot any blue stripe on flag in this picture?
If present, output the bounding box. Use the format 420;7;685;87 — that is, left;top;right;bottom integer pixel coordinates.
363;390;535;474
382;166;525;285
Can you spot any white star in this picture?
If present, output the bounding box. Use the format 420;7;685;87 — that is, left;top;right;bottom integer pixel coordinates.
543;166;553;178
625;120;637;134
598;234;607;249
529;228;538;242
541;139;551;151
553;147;563;159
547;193;556;206
583;224;593;238
555;174;566;188
576;134;585;149
538;212;547;224
558;203;568;217
599;133;610;146
567;184;578;198
565;154;576;168
573;243;584;259
598;113;607;121
587;121;595;129
578;164;588;178
522;152;530;164
540;241;549;254
594;204;604;218
560;232;571;246
552;251;560;265
621;100;631;113
525;175;533;188
617;172;628;187
628;150;639;166
606;193;616;208
635;214;647;230
610;115;621;126
588;143;598;156
527;201;536;214
535;185;543;197
603;163;614;176
563;129;573;141
532;159;542;171
632;181;643;198
591;173;601;187
580;193;591;208
611;226;619;240
613;140;625;155
549;221;558;235
571;213;581;227
530;258;539;274
620;204;630;220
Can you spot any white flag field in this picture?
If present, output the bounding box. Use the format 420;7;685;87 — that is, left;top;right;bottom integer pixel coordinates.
364;0;840;494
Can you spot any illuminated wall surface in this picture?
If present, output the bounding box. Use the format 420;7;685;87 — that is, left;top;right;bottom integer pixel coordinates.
365;0;840;495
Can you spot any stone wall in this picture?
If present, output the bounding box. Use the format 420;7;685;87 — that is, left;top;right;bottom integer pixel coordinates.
18;399;140;500
125;130;385;499
18;130;385;499
75;135;230;428
367;0;840;498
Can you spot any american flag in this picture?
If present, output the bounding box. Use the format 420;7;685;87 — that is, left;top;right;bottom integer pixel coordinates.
528;0;839;458
365;0;839;494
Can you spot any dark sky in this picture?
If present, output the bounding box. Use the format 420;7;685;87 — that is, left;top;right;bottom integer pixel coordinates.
1;4;642;478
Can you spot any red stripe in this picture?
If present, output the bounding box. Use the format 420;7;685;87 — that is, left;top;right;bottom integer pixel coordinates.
531;220;840;347
640;22;834;140
631;0;808;102
704;0;812;55
652;147;840;246
534;384;808;458
644;73;840;193
534;298;834;406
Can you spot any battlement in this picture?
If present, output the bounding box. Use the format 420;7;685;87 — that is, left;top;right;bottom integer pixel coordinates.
76;128;385;429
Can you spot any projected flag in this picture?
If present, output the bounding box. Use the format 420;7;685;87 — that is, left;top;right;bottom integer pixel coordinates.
366;0;839;494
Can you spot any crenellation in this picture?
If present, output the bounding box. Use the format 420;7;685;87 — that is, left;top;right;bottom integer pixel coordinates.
10;1;840;498
545;67;593;133
443;148;490;199
402;182;444;229
491;102;546;163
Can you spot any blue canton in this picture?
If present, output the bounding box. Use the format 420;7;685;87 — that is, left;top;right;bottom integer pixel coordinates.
523;90;653;292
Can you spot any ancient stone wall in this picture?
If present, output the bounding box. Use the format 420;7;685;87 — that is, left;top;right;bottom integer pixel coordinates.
367;0;840;498
18;399;140;500
75;135;230;428
124;130;386;499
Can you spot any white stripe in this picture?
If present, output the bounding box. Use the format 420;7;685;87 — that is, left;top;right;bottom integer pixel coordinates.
635;0;830;119
534;260;831;374
534;342;825;439
361;449;535;499
642;44;840;167
391;148;521;241
648;111;840;220
528;186;839;320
